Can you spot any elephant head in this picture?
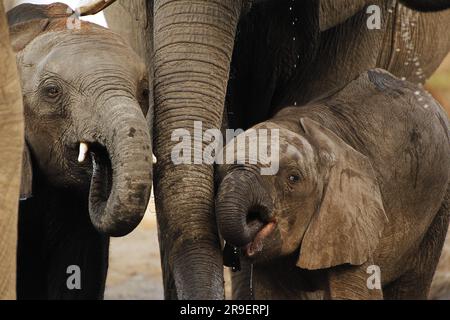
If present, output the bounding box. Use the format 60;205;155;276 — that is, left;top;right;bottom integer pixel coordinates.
216;118;387;270
9;3;152;237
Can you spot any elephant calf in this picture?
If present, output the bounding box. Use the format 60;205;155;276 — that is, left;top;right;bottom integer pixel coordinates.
216;69;450;300
8;3;152;299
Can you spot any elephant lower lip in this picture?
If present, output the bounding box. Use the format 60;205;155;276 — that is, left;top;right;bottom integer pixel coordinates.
244;221;276;257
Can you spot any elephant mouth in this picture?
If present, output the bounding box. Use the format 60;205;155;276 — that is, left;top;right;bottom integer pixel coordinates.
89;142;113;202
243;221;277;257
75;141;113;201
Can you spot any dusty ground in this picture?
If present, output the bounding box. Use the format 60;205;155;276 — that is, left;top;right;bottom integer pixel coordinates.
105;194;164;300
105;55;450;300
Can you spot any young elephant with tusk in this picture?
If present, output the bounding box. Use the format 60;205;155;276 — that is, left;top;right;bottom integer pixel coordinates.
9;3;153;299
216;69;450;300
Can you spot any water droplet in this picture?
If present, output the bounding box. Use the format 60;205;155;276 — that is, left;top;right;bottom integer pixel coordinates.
424;104;429;109
396;48;401;52
414;91;421;95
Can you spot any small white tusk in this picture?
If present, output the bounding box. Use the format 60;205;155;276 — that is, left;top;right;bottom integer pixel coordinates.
152;154;157;164
77;0;117;16
78;143;89;163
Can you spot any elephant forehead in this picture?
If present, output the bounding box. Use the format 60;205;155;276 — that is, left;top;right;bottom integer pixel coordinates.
253;122;311;152
23;31;145;80
229;122;314;167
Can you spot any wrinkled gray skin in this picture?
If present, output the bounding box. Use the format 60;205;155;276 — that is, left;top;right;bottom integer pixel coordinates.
148;0;450;299
216;70;450;300
9;3;152;299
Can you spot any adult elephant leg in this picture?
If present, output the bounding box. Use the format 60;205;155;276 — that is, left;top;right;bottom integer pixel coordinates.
153;0;246;299
0;1;24;299
103;0;153;63
103;0;154;134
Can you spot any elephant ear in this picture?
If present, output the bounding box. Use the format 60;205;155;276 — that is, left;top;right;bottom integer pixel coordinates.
20;143;33;201
297;118;388;270
8;19;50;52
7;3;72;52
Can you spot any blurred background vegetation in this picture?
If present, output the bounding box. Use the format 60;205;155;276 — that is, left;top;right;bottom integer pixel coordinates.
427;54;450;115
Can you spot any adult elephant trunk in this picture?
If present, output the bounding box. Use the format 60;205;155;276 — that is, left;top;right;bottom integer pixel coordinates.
88;97;152;237
400;0;450;12
216;169;273;248
153;0;247;299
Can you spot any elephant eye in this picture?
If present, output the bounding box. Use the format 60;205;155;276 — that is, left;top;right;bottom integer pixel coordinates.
44;85;61;99
288;174;301;183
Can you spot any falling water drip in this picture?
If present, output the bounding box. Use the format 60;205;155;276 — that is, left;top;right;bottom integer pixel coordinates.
290;0;300;93
398;5;426;84
250;263;254;300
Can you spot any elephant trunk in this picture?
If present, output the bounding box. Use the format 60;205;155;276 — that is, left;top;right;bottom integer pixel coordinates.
216;169;274;248
153;0;245;299
88;97;152;237
399;0;450;12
